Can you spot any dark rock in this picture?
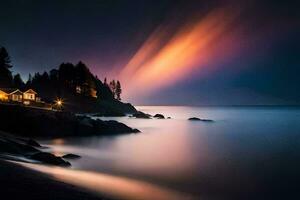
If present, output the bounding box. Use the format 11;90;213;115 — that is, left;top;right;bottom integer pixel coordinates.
0;104;139;137
131;111;151;119
92;110;126;117
154;114;165;119
62;154;81;159
26;139;42;147
188;117;214;122
29;152;71;166
0;139;39;155
200;119;214;122
167;117;171;119
188;117;201;120
92;119;140;134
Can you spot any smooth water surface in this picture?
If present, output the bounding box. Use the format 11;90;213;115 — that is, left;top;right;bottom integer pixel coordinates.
37;106;300;199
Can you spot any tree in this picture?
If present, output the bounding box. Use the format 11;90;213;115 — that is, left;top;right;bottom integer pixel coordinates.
0;47;12;69
109;80;116;98
0;47;13;87
26;73;32;85
13;73;25;88
94;78;114;100
75;61;95;96
49;69;59;81
41;71;49;81
58;62;75;84
104;77;107;85
115;80;122;100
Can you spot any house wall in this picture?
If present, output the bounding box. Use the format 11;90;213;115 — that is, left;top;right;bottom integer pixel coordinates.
23;93;35;100
11;94;23;102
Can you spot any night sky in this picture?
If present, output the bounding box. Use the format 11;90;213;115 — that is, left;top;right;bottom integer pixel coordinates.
1;0;299;105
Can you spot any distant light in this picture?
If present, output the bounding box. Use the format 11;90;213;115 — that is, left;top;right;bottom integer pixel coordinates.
55;98;63;107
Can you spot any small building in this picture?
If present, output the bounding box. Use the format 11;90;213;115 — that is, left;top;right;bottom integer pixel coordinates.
0;88;41;105
10;89;23;102
0;89;9;101
0;88;23;102
23;89;38;105
91;88;97;98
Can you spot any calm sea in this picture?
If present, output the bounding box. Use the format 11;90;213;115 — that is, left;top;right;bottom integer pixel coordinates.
33;106;300;199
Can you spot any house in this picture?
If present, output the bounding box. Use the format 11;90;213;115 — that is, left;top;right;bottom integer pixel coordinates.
0;88;40;105
91;88;97;98
23;89;38;105
0;88;23;102
75;85;97;98
0;89;9;101
10;89;23;102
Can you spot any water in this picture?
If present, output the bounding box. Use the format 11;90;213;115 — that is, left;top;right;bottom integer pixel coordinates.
33;106;300;199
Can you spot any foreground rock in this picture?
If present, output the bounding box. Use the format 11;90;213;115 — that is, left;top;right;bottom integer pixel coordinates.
30;152;71;166
154;114;165;119
0;131;71;166
62;154;81;159
188;117;214;122
0;104;139;137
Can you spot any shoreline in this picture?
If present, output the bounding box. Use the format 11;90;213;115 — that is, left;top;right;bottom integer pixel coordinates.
0;160;107;200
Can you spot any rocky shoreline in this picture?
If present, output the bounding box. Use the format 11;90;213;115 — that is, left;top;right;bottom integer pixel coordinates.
0;131;72;166
0;104;139;138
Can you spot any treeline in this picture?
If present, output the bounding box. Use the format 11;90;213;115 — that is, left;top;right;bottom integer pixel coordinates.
0;47;24;88
104;78;122;100
0;46;122;102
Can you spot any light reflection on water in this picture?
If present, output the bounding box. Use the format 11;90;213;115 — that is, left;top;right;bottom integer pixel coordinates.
35;106;300;199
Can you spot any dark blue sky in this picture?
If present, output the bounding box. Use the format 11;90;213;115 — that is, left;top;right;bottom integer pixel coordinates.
1;0;299;105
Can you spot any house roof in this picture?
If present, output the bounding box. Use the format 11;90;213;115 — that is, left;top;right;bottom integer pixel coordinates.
23;89;37;94
0;88;19;94
10;89;23;95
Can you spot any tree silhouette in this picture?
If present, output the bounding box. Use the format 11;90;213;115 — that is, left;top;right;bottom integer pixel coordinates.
94;77;114;100
13;73;25;88
115;80;122;100
109;80;116;98
0;47;13;87
26;73;32;85
75;61;96;96
49;69;59;81
58;63;75;84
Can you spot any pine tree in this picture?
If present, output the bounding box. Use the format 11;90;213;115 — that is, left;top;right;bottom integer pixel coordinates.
115;80;122;100
13;73;25;88
109;80;116;98
0;47;13;87
27;73;32;85
0;47;12;69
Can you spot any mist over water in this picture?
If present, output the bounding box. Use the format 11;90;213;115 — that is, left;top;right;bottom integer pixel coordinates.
36;106;300;199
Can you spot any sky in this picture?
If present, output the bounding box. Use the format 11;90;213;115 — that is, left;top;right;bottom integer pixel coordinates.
1;0;299;105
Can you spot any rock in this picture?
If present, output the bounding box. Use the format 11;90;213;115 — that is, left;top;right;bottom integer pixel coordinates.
0;104;140;137
91;110;126;117
153;114;165;119
29;152;71;166
26;139;42;147
188;117;201;120
92;119;140;134
131;111;151;119
200;119;214;122
79;118;93;127
188;117;214;122
62;153;81;159
167;117;171;119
